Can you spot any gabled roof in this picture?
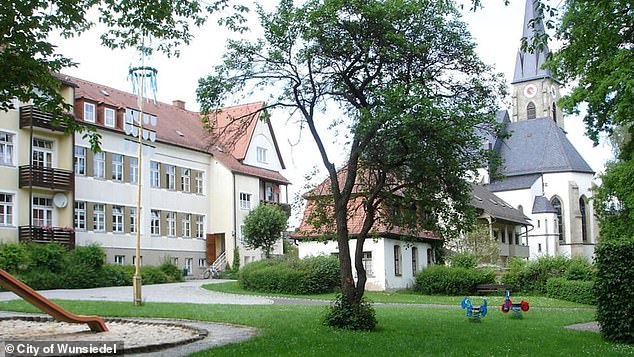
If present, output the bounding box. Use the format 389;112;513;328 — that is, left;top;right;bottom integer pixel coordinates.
64;74;290;184
511;0;554;84
493;117;594;177
486;173;541;192
532;196;557;214
471;184;531;225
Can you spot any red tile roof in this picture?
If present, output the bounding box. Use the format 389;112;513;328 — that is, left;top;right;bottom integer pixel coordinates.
63;74;290;184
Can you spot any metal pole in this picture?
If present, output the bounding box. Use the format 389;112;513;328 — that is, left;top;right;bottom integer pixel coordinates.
133;63;146;307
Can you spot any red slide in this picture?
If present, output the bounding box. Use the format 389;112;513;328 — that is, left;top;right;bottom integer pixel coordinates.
0;269;108;332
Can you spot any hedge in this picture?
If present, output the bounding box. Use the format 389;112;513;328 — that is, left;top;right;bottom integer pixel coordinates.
239;256;340;295
502;256;594;294
546;278;595;305
595;238;634;343
414;266;495;295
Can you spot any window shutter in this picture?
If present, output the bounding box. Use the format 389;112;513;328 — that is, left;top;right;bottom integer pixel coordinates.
105;152;112;180
176;166;182;192
192;170;199;194
123;156;131;183
86;150;94;177
124;206;132;233
159;210;167;237
176;212;184;237
105;204;113;232
160;163;166;189
86;202;94;231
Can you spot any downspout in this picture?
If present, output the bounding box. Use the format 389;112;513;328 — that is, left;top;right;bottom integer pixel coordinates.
232;172;237;266
28;116;33;231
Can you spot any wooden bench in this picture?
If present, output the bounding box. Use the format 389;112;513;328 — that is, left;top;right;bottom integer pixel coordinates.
476;284;512;295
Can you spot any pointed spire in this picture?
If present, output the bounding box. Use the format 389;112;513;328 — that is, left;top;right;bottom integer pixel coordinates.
511;0;553;84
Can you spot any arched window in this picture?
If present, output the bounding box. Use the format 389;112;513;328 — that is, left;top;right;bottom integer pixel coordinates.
552;102;557;123
580;197;588;242
551;197;564;242
527;102;537;119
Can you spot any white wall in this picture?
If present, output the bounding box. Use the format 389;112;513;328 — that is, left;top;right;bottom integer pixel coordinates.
242;120;283;172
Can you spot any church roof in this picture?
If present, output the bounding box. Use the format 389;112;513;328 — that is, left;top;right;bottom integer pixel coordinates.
493;117;594;177
471;184;531;225
532;196;557;214
486;173;540;192
511;0;554;84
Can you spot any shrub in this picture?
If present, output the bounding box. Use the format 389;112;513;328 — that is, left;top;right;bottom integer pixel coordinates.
66;244;105;270
565;257;595;281
158;260;182;282
546;278;596;305
414;266;495;295
323;294;377;331
18;268;64;290
100;265;135;286
239;256;340;294
502;256;570;293
26;243;66;273
450;253;477;269
141;266;170;285
595;238;634;343
0;243;28;273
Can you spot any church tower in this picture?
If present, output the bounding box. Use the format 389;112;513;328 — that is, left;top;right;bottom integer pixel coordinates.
510;0;564;129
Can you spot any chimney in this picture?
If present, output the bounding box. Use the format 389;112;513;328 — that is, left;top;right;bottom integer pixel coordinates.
172;100;185;110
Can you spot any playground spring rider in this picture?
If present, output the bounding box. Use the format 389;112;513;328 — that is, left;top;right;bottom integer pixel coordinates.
501;290;529;318
461;296;488;322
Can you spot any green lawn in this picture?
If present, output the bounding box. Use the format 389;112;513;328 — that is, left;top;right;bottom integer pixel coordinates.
0;299;626;356
203;281;595;308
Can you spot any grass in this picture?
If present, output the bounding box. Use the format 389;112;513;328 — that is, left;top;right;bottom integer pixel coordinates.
0;299;629;356
202;281;595;308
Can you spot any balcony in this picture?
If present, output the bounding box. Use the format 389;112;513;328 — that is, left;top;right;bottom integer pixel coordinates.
18;226;75;248
261;200;292;217
19;165;74;191
19;105;67;132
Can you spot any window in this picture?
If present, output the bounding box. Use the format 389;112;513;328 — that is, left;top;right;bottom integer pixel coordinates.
132;256;143;266
74;201;86;231
171;257;179;266
527;101;536;119
412;247;418;273
196;215;204;239
580;197;588;242
129;207;136;233
427;248;433;266
150;210;160;236
112;205;123;233
551;197;564;242
130;157;138;184
93;203;105;232
165;164;176;190
0;132;15;166
104;108;116;128
182;214;191;238
240;225;246;243
538;243;542;253
74;146;86;175
196;171;204;194
501;230;506;243
32;196;52;227
394;245;402;276
552;102;557;123
198;258;206;268
150;161;160;187
84;102;95;122
537;220;541;228
93;152;105;178
181;168;191;192
185;258;193;275
114;255;125;265
239;192;252;210
256;147;267;163
362;252;373;277
32;139;53;167
515;233;520;245
112;154;123;181
0;193;13;226
166;211;176;237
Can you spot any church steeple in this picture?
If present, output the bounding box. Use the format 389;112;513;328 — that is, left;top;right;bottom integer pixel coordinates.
510;0;564;129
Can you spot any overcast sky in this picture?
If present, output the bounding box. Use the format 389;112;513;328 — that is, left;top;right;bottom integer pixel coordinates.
52;0;613;224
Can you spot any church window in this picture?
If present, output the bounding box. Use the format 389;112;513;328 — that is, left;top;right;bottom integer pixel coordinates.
580;197;588;242
527;102;536;119
552;102;557;123
551;197;564;242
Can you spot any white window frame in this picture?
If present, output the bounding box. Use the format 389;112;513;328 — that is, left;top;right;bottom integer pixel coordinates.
84;102;96;123
196;215;204;239
93;151;105;179
182;213;191;238
394;245;402;276
74;201;86;231
196;171;204;194
130;157;138;184
150;161;160;188
132;256;143;266
0;131;15;166
184;257;193;275
198;258;206;268
239;192;252;210
150;210;160;236
165;164;176;190
256;146;267;163
104;107;116;128
74;146;86;175
181;168;191;192
362;251;373;277
114;255;125;265
240;224;246;243
93;203;105;232
112;154;123;181
129;207;137;234
0;193;14;226
112;205;124;233
32;196;52;227
32;138;53;168
166;211;176;237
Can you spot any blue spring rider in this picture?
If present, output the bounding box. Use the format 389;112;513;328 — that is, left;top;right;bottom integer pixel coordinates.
501;290;529;318
461;296;488;322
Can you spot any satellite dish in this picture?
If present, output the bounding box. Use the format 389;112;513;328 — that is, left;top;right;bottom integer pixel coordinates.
53;193;68;208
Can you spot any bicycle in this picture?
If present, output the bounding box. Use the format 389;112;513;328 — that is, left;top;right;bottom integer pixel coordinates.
202;265;219;279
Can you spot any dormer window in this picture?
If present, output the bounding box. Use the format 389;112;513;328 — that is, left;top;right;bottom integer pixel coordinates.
257;147;268;163
104;108;116;128
526;102;536;119
84;102;95;123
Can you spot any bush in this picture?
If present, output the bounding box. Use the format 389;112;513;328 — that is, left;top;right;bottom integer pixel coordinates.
239;256;340;294
450;253;477;269
546;278;596;305
141;266;170;285
26;243;66;273
414;266;495;295
18;268;64;290
0;243;28;273
100;265;135;286
158;260;182;282
565;257;595;281
595;238;634;343
501;256;571;293
323;294;377;331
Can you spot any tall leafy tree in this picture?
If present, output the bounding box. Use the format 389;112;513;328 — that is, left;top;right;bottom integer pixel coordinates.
243;204;288;259
0;0;244;150
198;0;503;313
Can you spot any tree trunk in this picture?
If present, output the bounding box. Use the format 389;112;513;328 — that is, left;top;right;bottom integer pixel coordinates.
335;200;358;304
